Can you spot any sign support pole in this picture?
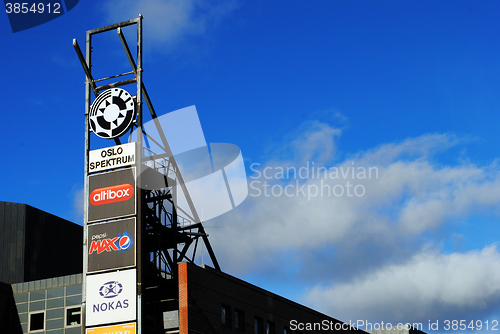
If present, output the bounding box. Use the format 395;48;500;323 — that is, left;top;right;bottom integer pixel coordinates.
74;15;221;334
136;14;143;334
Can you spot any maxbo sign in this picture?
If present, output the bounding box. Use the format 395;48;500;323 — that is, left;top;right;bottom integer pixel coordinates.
86;323;136;334
87;218;136;273
86;269;137;327
88;167;136;223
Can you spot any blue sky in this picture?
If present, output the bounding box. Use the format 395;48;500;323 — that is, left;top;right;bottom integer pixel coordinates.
3;1;500;332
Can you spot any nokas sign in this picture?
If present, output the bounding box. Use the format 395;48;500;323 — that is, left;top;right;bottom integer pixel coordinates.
86;269;136;327
87;218;136;273
88;167;136;223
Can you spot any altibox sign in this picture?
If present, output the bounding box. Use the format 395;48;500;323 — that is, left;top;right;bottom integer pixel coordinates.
89;142;136;173
87;218;136;273
88;167;136;223
90;183;134;206
86;269;137;327
86;322;136;334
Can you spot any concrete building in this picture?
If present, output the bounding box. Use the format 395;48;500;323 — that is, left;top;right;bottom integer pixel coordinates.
0;281;23;334
0;201;82;284
1;202;425;334
11;274;82;334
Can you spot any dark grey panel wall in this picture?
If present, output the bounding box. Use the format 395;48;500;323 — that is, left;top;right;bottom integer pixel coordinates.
0;202;26;284
0;282;23;334
0;201;83;284
24;205;83;282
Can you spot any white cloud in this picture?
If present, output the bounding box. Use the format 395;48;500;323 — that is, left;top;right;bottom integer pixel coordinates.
355;133;470;165
101;0;239;52
304;245;500;324
204;119;500;323
289;121;342;164
210;124;500;269
71;185;85;224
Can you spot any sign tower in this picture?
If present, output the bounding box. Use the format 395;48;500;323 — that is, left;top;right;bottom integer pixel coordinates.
74;16;221;334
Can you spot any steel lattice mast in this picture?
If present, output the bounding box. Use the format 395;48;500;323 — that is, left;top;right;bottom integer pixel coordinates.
74;15;220;334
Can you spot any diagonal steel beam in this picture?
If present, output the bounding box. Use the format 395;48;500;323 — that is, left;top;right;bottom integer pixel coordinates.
73;39;99;97
117;24;221;271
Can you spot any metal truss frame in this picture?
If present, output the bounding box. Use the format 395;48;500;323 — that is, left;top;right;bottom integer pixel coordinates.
74;15;220;334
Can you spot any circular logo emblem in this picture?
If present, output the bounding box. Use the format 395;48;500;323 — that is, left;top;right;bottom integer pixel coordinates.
119;235;131;250
89;88;136;139
99;281;123;298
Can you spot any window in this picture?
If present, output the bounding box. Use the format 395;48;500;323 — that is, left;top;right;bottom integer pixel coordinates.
46;287;64;299
235;309;245;331
254;317;263;334
164;310;179;329
29;312;44;331
66;307;81;326
221;305;231;327
267;321;275;334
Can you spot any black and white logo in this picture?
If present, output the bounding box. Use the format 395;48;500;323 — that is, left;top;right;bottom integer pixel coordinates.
90;88;136;139
86;269;136;326
99;281;123;298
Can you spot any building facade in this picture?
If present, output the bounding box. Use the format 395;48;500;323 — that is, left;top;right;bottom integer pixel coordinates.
11;274;82;334
1;202;425;334
9;264;364;334
0;201;83;284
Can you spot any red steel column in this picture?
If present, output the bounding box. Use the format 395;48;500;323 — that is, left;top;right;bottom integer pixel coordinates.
178;262;188;334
